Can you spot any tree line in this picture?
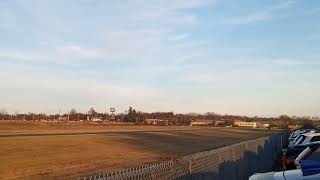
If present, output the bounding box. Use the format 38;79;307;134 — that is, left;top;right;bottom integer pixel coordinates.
0;107;319;126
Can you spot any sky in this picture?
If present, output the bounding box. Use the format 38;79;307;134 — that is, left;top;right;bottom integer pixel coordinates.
0;0;319;117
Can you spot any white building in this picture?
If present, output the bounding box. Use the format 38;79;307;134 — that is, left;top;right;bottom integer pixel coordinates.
145;119;170;125
190;120;214;126
234;121;257;128
215;120;226;126
92;117;103;122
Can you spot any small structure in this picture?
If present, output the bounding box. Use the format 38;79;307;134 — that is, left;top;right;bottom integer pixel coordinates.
190;119;214;126
261;123;270;128
58;117;68;121
92;117;103;122
234;121;257;128
145;119;171;126
215;120;226;126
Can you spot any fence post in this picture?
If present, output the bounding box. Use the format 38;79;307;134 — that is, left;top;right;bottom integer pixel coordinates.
232;148;236;161
188;159;192;174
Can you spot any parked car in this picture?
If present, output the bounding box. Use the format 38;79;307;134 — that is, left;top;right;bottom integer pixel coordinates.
292;132;320;148
289;130;307;143
288;130;316;148
284;140;320;170
249;145;320;180
283;133;320;169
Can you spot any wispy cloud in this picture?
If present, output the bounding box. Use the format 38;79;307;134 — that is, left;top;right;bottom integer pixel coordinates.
0;45;104;64
1;0;319;116
56;45;104;60
171;33;191;41
0;65;163;113
223;0;295;25
270;59;320;66
0;0;212;65
306;7;320;15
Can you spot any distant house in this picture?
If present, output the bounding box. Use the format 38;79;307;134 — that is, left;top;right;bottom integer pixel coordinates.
145;119;171;125
261;123;270;128
190;119;214;126
234;121;257;128
92;117;103;122
58;117;68;121
215;120;226;126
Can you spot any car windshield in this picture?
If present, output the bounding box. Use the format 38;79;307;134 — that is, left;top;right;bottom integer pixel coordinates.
296;135;307;145
310;136;320;142
291;132;300;138
294;134;302;143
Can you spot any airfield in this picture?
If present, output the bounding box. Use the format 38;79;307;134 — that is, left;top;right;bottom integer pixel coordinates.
0;121;275;180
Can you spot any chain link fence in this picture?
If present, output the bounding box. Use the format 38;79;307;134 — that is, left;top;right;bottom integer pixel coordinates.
77;133;286;180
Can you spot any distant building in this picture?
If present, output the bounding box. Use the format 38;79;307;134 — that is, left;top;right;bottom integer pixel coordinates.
234;121;257;128
215;120;226;126
190;119;214;126
58;117;68;121
145;119;171;125
234;121;270;128
92;117;103;122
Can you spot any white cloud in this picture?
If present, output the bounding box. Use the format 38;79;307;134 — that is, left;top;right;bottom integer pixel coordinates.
39;41;49;46
56;45;104;59
270;59;320;66
171;33;191;41
0;3;17;30
174;53;203;64
0;45;104;64
0;67;163;113
306;7;320;15
223;0;295;25
0;52;30;61
0;0;212;65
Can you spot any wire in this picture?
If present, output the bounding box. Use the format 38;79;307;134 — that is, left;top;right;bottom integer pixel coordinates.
283;171;287;180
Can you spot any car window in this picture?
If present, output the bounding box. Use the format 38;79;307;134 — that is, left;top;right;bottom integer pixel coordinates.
296;135;307;145
292;133;300;138
294;135;302;142
310;136;320;142
295;135;303;143
307;148;320;161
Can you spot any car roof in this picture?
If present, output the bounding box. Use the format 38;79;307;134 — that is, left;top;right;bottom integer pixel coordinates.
302;132;320;137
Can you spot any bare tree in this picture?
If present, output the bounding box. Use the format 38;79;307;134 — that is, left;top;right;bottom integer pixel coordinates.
70;108;77;115
14;110;20;120
69;108;77;121
88;107;97;117
0;108;7;120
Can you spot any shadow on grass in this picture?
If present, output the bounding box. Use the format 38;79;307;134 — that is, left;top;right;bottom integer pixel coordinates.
176;135;284;180
102;129;271;156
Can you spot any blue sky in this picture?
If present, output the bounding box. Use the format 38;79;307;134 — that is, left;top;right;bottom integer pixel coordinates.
0;0;319;116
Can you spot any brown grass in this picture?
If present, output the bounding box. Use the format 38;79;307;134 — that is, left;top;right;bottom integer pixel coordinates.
0;121;275;180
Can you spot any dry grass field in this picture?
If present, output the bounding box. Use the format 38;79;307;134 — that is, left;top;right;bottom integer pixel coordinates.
0;121;275;180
